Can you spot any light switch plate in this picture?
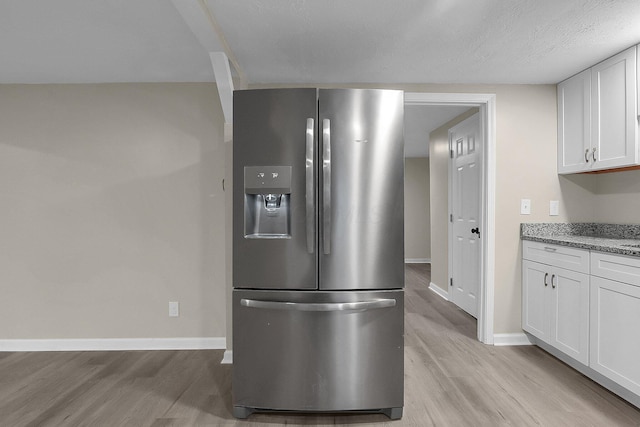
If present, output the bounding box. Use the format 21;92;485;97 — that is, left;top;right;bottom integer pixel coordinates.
169;301;179;317
550;200;559;216
520;199;531;215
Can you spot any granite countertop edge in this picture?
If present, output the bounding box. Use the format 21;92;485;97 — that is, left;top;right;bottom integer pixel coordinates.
521;223;640;258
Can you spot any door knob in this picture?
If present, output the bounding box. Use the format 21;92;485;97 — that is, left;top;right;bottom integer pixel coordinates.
471;227;480;238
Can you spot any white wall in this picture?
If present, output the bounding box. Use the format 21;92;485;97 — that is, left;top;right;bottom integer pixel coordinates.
0;83;227;340
404;157;431;262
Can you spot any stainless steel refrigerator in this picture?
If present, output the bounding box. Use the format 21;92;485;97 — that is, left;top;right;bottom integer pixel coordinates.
232;88;404;420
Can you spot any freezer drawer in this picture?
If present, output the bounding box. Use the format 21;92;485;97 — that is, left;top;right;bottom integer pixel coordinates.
232;289;404;417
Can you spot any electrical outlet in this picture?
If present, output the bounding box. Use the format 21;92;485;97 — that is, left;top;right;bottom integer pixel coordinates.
550;200;559;216
520;199;531;215
169;301;179;317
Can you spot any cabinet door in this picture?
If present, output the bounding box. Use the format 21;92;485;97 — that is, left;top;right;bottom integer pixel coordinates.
549;267;589;365
590;276;640;396
557;69;591;174
591;46;638;170
522;260;549;342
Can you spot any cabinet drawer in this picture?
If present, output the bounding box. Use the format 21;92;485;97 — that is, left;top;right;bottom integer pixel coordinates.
523;241;589;273
591;252;640;286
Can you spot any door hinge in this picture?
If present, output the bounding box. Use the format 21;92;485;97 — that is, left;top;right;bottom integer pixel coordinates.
450;149;454;159
450;214;453;222
450;278;453;287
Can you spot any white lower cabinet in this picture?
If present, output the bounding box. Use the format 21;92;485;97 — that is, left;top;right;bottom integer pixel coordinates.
590;256;640;396
523;241;640;407
522;259;589;365
551;267;590;364
522;260;549;341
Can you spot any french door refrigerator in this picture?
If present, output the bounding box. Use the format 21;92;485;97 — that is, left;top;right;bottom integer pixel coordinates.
232;88;404;420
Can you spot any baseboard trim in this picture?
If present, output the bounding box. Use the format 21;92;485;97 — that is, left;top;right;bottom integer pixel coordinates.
222;350;233;364
405;258;431;264
428;282;449;301
0;337;227;352
493;333;534;346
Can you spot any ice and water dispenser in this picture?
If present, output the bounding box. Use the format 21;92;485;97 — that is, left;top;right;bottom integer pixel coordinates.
243;166;292;239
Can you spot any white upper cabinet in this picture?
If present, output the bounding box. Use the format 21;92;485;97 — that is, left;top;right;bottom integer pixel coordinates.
558;69;591;173
558;46;639;174
591;46;638;170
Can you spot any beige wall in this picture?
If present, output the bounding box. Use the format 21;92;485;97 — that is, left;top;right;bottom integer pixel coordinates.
413;84;596;335
428;108;479;292
425;85;593;334
0;83;227;339
249;83;596;336
422;84;640;335
590;169;640;223
9;81;637;342
490;85;597;333
404;158;431;261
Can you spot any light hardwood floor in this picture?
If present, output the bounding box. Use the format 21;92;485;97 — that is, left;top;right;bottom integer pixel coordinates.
2;263;640;426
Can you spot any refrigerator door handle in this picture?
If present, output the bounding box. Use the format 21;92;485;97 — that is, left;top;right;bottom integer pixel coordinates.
306;118;315;253
322;118;331;254
240;298;396;312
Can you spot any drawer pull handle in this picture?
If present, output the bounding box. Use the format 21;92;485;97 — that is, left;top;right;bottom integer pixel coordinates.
585;148;590;163
240;298;396;312
543;273;549;287
551;274;556;289
544;247;557;252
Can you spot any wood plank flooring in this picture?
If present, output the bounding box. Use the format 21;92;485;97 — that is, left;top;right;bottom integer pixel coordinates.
2;263;640;426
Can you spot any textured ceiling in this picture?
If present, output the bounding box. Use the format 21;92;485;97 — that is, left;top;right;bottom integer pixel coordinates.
206;0;640;84
1;0;640;84
0;0;216;83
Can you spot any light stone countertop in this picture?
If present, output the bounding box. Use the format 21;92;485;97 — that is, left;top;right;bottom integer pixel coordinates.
521;223;640;258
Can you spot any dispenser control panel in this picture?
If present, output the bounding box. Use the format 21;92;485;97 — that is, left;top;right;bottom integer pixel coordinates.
244;166;292;194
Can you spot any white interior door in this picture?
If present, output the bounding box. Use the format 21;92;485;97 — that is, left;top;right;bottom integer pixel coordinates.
449;113;481;317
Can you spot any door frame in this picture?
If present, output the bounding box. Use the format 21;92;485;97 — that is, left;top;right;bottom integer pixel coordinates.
404;92;496;344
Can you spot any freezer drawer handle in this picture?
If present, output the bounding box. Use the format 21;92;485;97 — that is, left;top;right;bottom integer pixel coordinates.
322;119;331;254
306;118;315;253
240;298;396;312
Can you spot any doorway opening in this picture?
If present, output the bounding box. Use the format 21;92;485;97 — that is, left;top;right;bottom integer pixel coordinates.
404;93;496;344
